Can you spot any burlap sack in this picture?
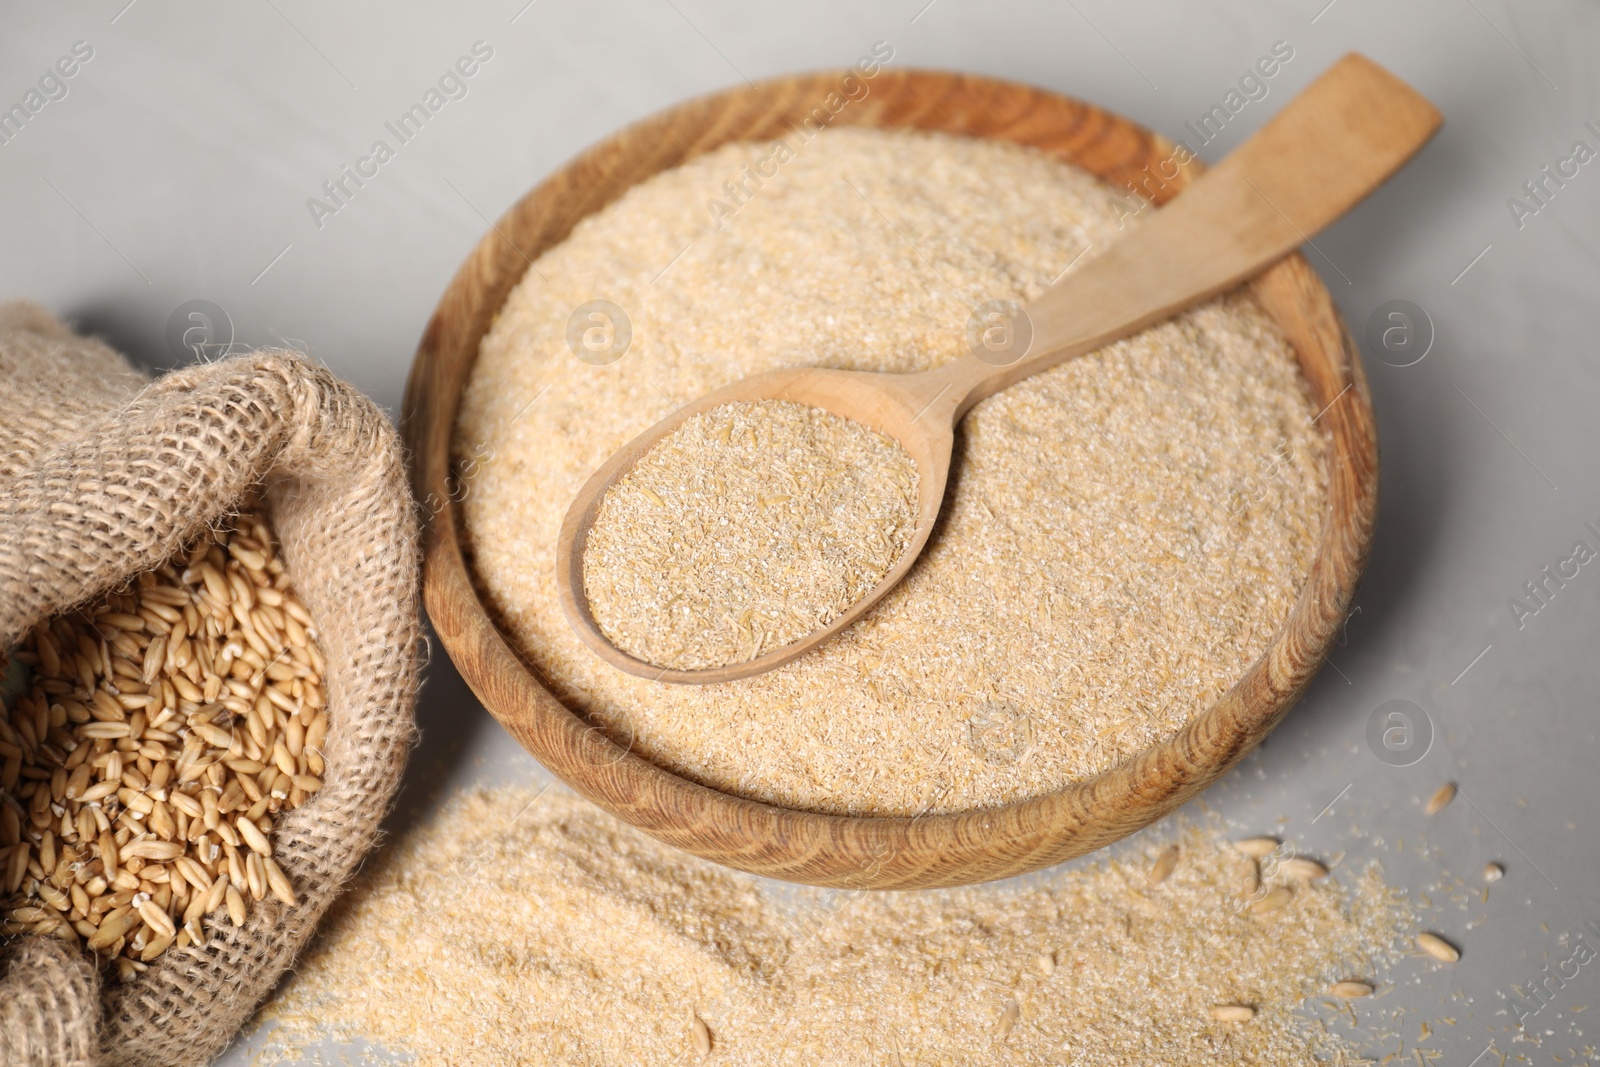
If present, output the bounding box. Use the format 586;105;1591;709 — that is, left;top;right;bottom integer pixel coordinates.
0;303;420;1066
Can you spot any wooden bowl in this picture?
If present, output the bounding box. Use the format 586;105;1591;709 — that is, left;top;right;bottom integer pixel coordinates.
402;69;1378;889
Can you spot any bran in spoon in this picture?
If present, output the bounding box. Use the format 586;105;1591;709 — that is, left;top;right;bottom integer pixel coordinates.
455;127;1327;816
582;399;919;671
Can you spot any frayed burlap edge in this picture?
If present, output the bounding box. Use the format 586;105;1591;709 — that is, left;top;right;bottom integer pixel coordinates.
0;304;421;1067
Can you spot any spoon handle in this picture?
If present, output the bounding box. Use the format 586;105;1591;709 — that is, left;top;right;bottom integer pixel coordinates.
944;52;1441;417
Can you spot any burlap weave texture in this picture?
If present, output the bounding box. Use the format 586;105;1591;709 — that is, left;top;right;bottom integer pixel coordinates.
0;304;420;1066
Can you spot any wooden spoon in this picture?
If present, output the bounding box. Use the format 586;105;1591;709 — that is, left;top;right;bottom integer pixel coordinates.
557;52;1440;685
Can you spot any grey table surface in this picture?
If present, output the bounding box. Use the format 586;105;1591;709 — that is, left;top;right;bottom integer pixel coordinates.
3;0;1597;1062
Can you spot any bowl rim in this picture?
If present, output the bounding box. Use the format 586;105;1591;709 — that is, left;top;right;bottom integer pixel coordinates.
401;67;1379;889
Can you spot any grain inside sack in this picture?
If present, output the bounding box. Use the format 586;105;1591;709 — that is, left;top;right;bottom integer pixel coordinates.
456;127;1328;816
2;508;324;979
0;303;420;1067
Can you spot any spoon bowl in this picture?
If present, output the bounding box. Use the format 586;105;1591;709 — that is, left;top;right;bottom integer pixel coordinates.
557;52;1441;684
556;364;955;683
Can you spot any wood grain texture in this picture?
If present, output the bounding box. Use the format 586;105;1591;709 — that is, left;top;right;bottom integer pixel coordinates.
401;69;1381;889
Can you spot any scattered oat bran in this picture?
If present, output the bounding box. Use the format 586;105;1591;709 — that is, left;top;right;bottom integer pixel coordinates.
255;786;1413;1067
583;399;918;670
456;127;1328;816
